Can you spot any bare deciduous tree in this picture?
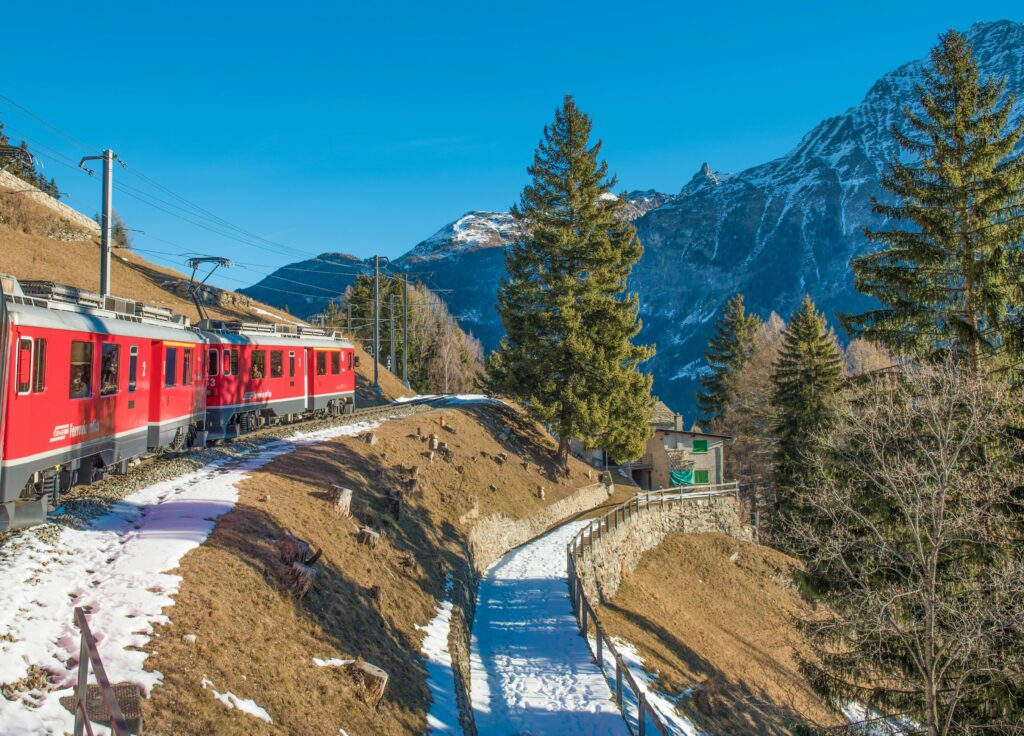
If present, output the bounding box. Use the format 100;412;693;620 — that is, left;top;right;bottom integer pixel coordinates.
715;312;784;523
793;361;1024;735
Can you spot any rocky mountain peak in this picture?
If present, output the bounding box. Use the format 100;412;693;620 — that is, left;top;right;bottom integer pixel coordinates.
680;162;726;196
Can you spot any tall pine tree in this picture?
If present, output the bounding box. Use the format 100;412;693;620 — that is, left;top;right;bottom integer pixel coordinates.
771;296;844;536
842;30;1024;374
489;96;655;467
696;293;761;423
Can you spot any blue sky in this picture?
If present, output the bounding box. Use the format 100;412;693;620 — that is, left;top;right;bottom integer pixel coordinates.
2;2;1020;290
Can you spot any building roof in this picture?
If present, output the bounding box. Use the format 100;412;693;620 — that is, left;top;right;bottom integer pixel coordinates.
650;400;677;429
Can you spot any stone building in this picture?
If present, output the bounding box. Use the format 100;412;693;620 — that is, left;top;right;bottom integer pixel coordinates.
572;401;733;490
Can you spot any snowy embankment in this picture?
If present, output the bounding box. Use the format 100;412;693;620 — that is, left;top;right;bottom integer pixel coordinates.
0;419;380;735
417;574;461;733
470;520;628;736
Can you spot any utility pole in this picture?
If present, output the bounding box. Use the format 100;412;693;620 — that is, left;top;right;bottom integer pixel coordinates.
389;294;396;374
402;275;409;388
373;255;380;394
346;302;352;335
78;149;117;298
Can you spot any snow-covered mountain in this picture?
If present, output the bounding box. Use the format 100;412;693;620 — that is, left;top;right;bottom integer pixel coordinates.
243;20;1024;416
633;19;1024;413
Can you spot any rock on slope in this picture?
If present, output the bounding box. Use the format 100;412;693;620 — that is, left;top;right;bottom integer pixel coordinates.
243;20;1024;415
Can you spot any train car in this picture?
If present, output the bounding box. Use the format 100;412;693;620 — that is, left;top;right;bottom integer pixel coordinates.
0;277;206;530
200;320;355;441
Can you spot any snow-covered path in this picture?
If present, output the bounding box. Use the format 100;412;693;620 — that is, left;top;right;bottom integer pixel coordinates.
0;419;380;735
470;520;628;736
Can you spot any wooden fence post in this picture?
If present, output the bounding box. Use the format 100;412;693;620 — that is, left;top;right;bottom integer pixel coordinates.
73;623;89;736
638;692;647;736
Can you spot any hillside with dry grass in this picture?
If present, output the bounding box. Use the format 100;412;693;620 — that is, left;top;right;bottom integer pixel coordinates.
0;181;413;402
599;532;843;734
141;403;598;735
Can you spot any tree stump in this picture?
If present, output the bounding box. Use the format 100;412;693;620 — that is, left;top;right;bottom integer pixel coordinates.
288;561;318;598
385;488;402;519
346;659;389;708
495;452;507;465
369;584;384;607
538;486;546;500
356;527;381;548
276;534;311;565
327;486;353;517
363;432;378;445
428;434;439;451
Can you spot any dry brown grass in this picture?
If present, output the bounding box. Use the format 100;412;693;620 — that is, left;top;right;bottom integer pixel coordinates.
142;404;595;735
0;193;414;402
600;532;841;735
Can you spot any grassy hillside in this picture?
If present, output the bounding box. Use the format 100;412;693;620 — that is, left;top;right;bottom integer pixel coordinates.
142;404;598;735
0;184;412;402
600;532;842;734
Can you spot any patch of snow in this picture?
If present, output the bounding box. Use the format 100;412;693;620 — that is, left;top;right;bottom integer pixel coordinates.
842;701;919;734
591;636;703;736
442;394;500;406
251;305;304;326
469;520;628;735
417;574;461;733
669;359;709;382
313;657;355;667
0;419;382;735
201;677;272;723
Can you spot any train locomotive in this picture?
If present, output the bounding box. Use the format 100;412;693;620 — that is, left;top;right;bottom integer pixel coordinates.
0;275;356;531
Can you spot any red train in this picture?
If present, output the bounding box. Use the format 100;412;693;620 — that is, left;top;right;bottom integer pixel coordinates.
0;276;356;530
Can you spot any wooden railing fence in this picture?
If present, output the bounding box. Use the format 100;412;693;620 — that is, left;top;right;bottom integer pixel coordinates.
566;482;740;736
72;607;132;736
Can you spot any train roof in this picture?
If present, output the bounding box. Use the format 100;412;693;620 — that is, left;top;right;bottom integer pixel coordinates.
198;319;354;349
0;276;353;349
1;276;205;343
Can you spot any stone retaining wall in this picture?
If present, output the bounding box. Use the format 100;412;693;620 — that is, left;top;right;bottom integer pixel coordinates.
577;494;751;604
467;481;612;574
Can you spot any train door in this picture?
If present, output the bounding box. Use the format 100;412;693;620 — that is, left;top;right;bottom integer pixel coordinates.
304;347;313;410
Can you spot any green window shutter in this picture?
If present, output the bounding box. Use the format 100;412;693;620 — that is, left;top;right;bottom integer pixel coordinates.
693;439;708;454
694;469;709;484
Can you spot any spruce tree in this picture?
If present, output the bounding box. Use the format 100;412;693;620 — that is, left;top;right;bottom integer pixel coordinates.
696;293;761;423
842;30;1024;374
490;96;655;467
771;296;844;535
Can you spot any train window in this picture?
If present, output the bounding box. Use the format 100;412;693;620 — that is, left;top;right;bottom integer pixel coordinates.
165;347;178;387
100;344;120;396
251;350;266;379
33;338;46;393
222;350;231;376
208;348;219;376
331;351;340;374
70;341;93;399
347;351;353;371
316;352;327;376
16;338;32;394
270;350;283;378
230;349;239;376
128;346;138;392
183;348;193;384
288;351;295;378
